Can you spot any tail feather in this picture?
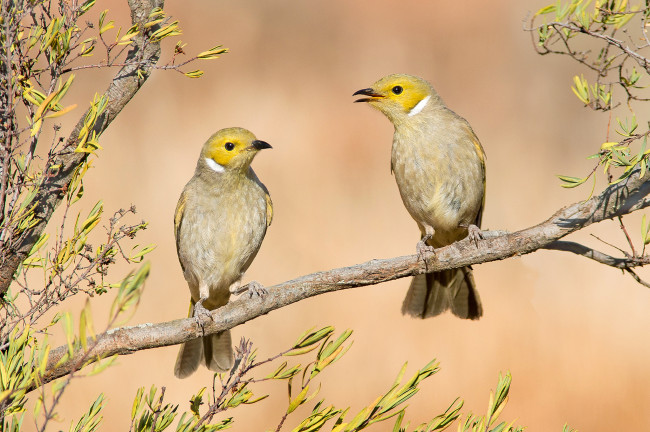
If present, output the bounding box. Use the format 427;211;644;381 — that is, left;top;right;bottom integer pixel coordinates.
203;330;233;372
174;337;203;378
174;299;234;378
402;267;482;320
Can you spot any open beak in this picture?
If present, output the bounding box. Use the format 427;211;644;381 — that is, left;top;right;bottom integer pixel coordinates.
250;140;272;151
353;88;384;103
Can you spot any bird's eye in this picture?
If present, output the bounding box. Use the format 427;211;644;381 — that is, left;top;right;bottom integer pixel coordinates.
392;86;403;95
225;142;235;151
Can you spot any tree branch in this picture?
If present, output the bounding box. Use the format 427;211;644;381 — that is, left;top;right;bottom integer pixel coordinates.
544;240;648;269
34;169;650;390
624;267;650;288
0;0;164;296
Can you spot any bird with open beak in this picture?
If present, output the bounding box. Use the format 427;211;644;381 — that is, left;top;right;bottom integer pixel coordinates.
354;74;486;320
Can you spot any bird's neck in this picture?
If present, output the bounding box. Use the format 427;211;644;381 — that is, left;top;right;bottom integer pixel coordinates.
195;160;253;188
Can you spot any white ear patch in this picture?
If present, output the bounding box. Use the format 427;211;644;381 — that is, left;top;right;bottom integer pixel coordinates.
408;95;431;117
205;158;225;173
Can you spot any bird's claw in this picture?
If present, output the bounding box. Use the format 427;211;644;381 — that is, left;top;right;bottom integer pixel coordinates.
416;240;435;261
467;224;483;247
232;281;267;298
193;299;212;323
244;281;267;298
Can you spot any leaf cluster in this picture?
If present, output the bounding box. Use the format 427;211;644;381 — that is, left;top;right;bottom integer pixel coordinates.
529;1;650;268
0;0;226;430
93;327;524;432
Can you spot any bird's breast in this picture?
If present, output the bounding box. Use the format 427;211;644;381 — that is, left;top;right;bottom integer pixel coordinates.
391;120;484;245
178;177;268;292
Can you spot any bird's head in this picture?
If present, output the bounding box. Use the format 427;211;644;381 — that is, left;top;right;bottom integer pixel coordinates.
200;127;272;174
353;74;441;123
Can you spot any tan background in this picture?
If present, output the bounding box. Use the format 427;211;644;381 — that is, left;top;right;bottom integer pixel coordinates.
35;0;650;430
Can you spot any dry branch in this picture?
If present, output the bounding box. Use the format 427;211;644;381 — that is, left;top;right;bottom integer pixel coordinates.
0;0;164;295
36;168;650;390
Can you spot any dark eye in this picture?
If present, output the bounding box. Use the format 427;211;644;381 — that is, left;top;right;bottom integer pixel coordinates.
392;86;403;95
225;142;235;151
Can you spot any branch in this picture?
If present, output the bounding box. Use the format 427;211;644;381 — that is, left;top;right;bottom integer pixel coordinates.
624;267;650;288
544;240;645;268
35;169;650;390
0;0;164;296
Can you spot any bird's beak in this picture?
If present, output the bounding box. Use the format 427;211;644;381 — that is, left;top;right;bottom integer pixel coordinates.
251;140;272;150
353;88;384;103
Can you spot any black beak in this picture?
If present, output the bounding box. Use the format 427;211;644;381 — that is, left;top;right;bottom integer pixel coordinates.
353;88;384;103
252;140;272;150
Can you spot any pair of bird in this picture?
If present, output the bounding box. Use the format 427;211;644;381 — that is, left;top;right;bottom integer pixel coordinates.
173;74;486;378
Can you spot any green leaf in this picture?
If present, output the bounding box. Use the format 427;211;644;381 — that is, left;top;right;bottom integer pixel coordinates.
129;244;156;262
536;4;557;15
184;69;204;78
571;74;590;105
88;355;117;377
287;385;310;414
292;327;334;350
643;214;650;245
196;45;228;60
109;262;151;323
150;21;181;41
557;174;589;188
189;387;206;417
79;0;96;14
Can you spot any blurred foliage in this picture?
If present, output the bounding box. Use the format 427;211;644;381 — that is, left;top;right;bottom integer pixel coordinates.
0;0;224;429
530;0;650;189
530;0;650;264
122;327;524;432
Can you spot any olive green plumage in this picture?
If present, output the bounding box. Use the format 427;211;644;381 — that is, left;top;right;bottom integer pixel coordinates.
174;127;272;378
354;74;485;320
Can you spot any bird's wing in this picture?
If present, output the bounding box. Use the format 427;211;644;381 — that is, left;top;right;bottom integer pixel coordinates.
249;167;273;227
468;128;486;228
174;190;188;272
456;120;487;228
265;192;273;227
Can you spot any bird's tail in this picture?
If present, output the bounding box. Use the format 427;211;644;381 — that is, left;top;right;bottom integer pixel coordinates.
174;331;233;378
174;336;202;378
202;330;233;372
174;300;234;378
401;267;482;320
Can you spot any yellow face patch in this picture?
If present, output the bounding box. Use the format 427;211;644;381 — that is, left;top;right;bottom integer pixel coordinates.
372;74;432;113
202;127;258;167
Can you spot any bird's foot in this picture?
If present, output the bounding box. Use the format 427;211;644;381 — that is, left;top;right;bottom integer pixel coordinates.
193;298;212;323
467;224;483;247
243;281;267;298
231;280;267;298
416;240;435;262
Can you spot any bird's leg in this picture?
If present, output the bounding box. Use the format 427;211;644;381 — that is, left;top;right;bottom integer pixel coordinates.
416;226;435;261
193;284;213;323
228;279;242;295
192;298;212;337
460;223;483;247
229;277;268;298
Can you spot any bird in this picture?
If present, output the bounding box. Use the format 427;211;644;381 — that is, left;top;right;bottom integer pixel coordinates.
353;74;485;320
173;127;273;378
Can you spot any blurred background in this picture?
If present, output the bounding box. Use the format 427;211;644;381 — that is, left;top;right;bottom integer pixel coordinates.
38;0;650;430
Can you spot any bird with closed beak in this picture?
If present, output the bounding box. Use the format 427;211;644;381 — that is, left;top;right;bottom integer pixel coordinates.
354;74;485;320
174;127;273;378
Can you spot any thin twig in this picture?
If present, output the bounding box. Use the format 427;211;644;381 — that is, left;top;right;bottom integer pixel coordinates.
618;215;637;256
625;267;650;288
